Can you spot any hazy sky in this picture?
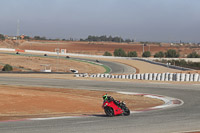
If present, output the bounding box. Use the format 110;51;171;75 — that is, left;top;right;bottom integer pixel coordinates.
0;0;200;42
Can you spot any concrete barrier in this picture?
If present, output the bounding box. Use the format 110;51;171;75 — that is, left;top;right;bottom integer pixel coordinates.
100;74;105;78
129;74;133;79
180;73;186;82
185;74;190;82
176;73;180;81
136;74;140;80
161;73;165;81
122;75;126;79
153;73;157;81
157;73;161;81
194;73;199;82
75;72;200;82
111;75;115;78
149;73;153;80
105;74;110;78
83;73;89;77
189;74;194;82
133;74;136;79
165;73;169;81
144;73;149;80
97;74;100;78
169;73;173;81
140;74;144;80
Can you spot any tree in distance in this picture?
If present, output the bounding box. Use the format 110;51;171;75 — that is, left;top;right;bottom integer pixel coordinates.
187;52;200;58
103;51;112;56
0;34;5;40
114;48;126;57
127;51;137;57
165;49;179;58
154;51;164;58
142;51;151;57
2;64;13;71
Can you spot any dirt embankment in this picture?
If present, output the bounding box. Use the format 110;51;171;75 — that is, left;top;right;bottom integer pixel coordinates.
1;40;200;57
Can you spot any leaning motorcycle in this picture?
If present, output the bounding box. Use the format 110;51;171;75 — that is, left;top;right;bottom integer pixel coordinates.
102;100;130;117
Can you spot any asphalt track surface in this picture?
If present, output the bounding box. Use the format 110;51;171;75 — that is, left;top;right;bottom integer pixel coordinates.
0;77;200;133
70;57;136;74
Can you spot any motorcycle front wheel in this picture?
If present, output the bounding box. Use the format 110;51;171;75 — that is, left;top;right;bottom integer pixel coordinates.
104;107;114;117
122;107;130;116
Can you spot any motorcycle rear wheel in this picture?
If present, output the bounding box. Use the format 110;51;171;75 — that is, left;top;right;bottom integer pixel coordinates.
104;107;114;117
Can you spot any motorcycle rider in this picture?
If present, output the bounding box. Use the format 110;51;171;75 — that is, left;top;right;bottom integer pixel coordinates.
102;94;122;107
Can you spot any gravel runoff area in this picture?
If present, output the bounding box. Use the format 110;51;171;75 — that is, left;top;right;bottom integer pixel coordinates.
0;84;163;121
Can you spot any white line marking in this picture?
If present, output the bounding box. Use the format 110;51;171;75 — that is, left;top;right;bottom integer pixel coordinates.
117;91;184;111
29;116;84;121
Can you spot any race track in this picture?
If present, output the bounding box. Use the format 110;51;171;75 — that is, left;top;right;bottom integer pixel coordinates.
0;77;200;133
71;57;136;74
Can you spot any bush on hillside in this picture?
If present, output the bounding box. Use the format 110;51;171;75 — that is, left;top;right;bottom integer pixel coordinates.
103;51;112;56
187;52;200;58
114;48;126;57
2;64;13;71
142;51;151;57
127;51;137;57
154;51;164;58
0;34;5;40
165;49;179;58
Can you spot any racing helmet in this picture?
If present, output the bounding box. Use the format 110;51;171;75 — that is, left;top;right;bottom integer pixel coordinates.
102;93;108;100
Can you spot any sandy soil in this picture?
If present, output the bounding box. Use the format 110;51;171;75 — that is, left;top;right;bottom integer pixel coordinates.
0;85;163;121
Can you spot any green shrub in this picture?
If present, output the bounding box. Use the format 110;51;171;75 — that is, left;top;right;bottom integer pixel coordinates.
0;34;5;40
165;49;179;58
154;51;164;58
127;51;137;57
103;51;112;56
2;64;13;71
187;52;200;58
114;48;126;57
142;51;151;57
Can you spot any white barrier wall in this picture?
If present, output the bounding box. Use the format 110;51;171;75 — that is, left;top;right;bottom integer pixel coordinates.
153;73;157;80
180;73;185;81
169;73;173;81
77;73;200;82
157;73;161;81
149;73;153;80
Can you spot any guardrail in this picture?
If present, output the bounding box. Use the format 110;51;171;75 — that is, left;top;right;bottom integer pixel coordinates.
76;73;200;82
132;58;192;71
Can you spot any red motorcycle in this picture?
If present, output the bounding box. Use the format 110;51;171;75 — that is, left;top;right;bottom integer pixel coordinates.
102;100;130;117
